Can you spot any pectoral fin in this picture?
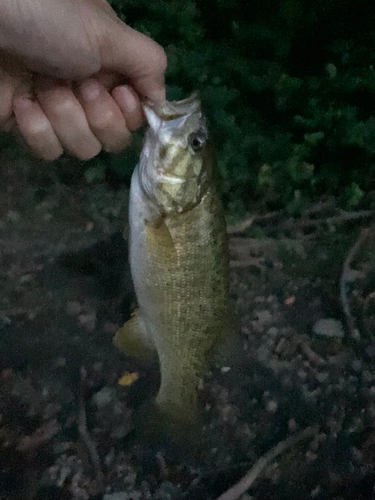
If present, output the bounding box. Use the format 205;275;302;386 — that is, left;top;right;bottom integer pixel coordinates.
145;218;177;263
113;310;156;361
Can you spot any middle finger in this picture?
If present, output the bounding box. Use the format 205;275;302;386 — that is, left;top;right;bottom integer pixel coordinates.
36;78;102;160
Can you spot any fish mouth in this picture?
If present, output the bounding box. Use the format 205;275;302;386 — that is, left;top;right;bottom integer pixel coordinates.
143;93;201;131
156;92;201;119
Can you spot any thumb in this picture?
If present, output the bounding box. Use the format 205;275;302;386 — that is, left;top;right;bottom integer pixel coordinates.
98;21;167;105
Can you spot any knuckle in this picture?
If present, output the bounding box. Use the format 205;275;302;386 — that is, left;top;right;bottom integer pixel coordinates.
50;97;76;117
90;110;115;131
2;116;16;133
27;118;51;141
0;101;12;126
155;45;168;72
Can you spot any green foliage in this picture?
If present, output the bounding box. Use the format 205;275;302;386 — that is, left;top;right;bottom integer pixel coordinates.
0;0;372;215
104;0;375;214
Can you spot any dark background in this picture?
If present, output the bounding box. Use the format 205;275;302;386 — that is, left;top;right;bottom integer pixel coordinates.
3;0;375;217
94;0;375;215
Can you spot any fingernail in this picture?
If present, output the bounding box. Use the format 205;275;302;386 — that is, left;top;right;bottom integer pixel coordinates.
80;81;101;102
114;85;138;113
13;97;33;111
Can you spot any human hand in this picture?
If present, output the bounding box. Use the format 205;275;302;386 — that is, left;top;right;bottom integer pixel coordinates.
0;0;167;160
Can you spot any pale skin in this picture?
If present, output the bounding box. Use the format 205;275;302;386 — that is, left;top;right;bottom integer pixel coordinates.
0;0;167;160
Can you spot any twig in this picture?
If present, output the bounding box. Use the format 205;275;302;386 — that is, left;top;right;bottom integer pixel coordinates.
340;228;370;340
279;209;375;232
17;419;60;452
299;341;326;366
227;209;375;235
78;367;103;484
227;216;256;235
230;258;266;270
227;212;279;234
214;425;318;500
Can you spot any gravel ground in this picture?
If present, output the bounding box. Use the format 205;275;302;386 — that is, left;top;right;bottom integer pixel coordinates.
1;148;375;500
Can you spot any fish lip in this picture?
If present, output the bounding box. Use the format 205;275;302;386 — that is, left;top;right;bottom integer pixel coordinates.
142;92;201;122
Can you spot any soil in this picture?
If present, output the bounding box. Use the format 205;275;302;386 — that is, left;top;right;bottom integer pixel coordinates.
1;144;375;500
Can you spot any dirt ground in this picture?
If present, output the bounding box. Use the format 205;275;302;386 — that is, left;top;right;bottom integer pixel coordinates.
1;144;375;500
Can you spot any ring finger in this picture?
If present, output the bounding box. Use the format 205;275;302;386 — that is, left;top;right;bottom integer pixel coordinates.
77;79;131;153
13;97;64;161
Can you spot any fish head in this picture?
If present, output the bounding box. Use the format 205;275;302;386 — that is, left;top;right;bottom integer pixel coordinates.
138;93;212;214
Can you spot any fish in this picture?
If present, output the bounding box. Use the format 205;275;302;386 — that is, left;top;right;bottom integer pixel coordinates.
114;93;241;438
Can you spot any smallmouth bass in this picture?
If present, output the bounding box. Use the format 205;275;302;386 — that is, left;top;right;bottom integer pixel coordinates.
114;93;239;435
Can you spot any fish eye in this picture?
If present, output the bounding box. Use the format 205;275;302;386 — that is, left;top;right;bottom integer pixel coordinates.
188;131;206;152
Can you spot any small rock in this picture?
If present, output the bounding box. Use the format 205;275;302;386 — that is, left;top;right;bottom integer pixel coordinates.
288;418;297;432
104;447;115;467
316;372;329;383
53;357;66;368
6;210;20;223
351;359;362;372
313;319;344;338
153;482;180;500
268;326;278;337
363;370;374;384
365;342;375;360
104;494;134;500
275;338;285;354
92;387;116;408
255;309;273;326
257;344;270;363
221;366;231;373
66;301;81;316
254;296;265;303
266;400;278;413
311;485;322;498
78;312;97;332
19;273;34;284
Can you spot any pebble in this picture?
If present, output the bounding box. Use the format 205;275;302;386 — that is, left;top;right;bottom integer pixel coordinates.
351;359;362;372
313;319;344;338
363;371;374;384
316;372;329;383
66;301;81;316
268;326;278;337
153;482;180;500
266;400;278;413
78;312;97;332
92;387;116;408
104;494;126;500
104;494;140;500
257;344;271;363
255;309;273;326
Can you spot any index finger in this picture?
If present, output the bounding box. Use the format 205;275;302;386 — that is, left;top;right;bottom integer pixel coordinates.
98;21;167;104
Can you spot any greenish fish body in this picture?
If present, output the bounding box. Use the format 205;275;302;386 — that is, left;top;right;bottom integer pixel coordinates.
114;94;236;431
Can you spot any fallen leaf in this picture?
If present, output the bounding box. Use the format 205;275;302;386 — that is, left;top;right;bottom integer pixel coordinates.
118;372;139;387
284;296;296;306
